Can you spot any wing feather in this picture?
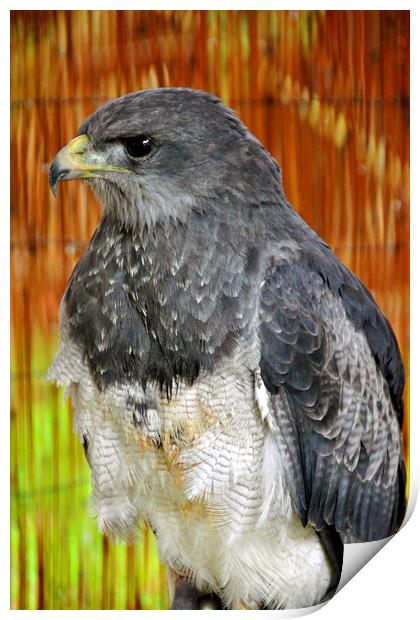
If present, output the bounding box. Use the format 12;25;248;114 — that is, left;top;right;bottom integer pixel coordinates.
259;262;405;542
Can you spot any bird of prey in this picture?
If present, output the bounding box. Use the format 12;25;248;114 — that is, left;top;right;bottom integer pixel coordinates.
48;88;406;610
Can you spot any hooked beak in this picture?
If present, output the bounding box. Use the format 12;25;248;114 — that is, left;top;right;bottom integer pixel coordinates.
49;134;133;196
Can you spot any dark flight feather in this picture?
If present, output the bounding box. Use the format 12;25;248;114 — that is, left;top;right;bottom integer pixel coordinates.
259;241;406;541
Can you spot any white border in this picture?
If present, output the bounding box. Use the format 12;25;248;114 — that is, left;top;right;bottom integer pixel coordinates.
4;4;417;618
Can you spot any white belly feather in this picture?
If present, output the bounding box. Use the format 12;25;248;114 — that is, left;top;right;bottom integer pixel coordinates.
49;313;333;609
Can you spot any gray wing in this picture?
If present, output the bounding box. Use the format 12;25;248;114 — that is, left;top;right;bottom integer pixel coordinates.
259;261;406;542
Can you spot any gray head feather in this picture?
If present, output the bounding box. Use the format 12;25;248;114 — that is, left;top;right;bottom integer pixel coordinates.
79;88;285;231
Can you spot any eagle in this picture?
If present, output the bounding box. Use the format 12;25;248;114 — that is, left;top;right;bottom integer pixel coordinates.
48;88;406;610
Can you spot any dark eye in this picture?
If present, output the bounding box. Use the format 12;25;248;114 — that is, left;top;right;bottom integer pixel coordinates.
124;135;154;158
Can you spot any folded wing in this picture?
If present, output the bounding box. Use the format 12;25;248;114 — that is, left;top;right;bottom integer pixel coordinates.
259;254;406;542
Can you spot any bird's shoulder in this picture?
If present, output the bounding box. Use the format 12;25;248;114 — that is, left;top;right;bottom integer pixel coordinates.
258;227;406;540
261;215;404;421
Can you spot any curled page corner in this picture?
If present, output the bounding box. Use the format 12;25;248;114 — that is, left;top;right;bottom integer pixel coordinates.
336;537;392;592
247;534;400;617
336;488;417;596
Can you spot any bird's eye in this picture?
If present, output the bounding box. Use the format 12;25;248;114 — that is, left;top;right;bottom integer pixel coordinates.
123;135;154;159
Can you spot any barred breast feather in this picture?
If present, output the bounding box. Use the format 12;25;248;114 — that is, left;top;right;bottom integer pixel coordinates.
49;303;333;610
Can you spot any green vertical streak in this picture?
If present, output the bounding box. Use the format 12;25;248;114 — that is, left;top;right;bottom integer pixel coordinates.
125;544;135;609
26;512;37;609
10;415;19;609
10;500;18;608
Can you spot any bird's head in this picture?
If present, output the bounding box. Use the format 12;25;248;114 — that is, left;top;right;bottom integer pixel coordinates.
49;88;283;230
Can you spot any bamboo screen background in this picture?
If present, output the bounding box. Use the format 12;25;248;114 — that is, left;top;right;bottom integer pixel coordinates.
10;10;409;610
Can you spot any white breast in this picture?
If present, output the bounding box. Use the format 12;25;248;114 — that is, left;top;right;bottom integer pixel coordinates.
49;313;333;609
